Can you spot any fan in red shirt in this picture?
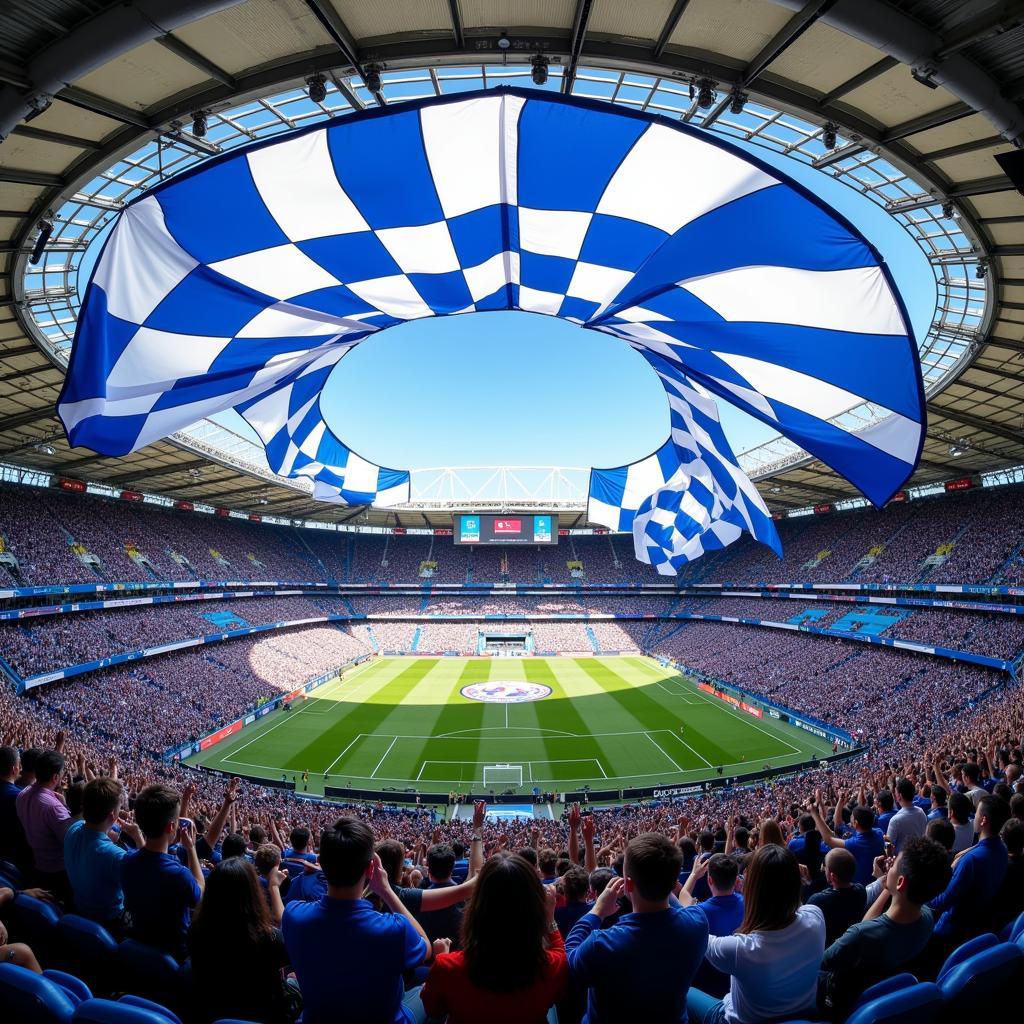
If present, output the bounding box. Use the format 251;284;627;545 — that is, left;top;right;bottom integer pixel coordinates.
421;850;568;1024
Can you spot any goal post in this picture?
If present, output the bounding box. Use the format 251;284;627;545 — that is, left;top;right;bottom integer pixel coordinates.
482;764;523;788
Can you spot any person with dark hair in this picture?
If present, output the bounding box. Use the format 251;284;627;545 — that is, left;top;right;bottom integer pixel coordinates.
686;844;825;1024
928;785;949;820
538;847;558;885
886;778;928;853
64;776;141;932
807;849;865;947
874;790;896;835
808;798;884;886
948;791;975;853
284;825;316;865
991;817;1024;933
788;814;826;891
566;832;708;1023
925;817;956;856
415;843;463;949
0;745;31;871
420;852;567;1023
15;748;72;898
220;832;249;861
188;857;293;1024
282;816;431;1024
254;843;288;920
819;837;950;1019
961;762;987;808
555;865;592;938
928;794;1010;945
119;783;204;960
680;854;744;999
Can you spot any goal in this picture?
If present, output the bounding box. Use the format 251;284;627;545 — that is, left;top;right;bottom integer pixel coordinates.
482;764;524;788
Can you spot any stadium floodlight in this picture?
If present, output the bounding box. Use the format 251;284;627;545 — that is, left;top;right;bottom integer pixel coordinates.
696;78;717;109
191;110;207;138
976;258;989;279
62;88;924;575
29;218;53;265
307;74;327;104
728;88;748;115
363;64;383;95
531;54;549;86
822;122;838;150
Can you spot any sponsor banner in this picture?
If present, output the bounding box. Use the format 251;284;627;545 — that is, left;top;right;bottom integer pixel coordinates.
740;701;763;719
767;708;781;719
199;720;241;751
653;784;704;798
244;714;256;725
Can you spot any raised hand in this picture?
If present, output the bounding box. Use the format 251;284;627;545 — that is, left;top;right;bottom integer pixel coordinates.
581;814;595;843
432;938;452;957
593;876;625;920
568;803;581;831
472;800;486;830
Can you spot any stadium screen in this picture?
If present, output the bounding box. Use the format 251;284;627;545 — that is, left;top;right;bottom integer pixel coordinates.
454;514;558;545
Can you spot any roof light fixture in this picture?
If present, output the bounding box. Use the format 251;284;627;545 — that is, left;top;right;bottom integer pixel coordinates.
822;122;838;150
728;88;748;115
190;110;208;138
531;53;549;86
29;218;54;265
696;78;716;109
363;64;383;94
307;74;327;104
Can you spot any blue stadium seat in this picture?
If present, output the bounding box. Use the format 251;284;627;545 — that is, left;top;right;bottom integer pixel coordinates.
0;962;79;1024
44;969;93;1003
118;995;184;1024
1;858;26;888
11;890;62;957
936;932;999;983
115;940;184;1009
852;972;917;1009
56;914;119;990
844;981;943;1024
938;942;1024;1013
1000;910;1024;944
71;998;181;1024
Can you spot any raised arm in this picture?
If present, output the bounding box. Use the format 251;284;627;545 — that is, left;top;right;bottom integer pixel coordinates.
581;813;598;874
203;777;239;851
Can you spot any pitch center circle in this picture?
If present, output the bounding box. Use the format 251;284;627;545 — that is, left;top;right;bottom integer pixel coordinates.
461;682;552;704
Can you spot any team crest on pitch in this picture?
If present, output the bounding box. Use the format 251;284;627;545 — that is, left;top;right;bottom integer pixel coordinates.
461;682;552;704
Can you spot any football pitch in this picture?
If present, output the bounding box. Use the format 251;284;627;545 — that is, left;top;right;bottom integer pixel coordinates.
187;656;833;796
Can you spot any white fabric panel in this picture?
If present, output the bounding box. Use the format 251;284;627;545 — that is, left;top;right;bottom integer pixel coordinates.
106;327;232;390
346;275;434;319
586;496;621;531
246;129;368;241
463;251;518;301
849;410;922;465
93;197;198;323
715;350;874;423
518;285;564;315
622;455;669;508
566;262;634;306
59;393;161;432
237;303;363;338
376;221;460;274
683;265;905;335
210;244;340;300
341;452;378;493
239;386;293;443
598;125;778;234
420;95;506;219
519;207;592;259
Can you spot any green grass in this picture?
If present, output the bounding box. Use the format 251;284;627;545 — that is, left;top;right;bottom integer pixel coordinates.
187;656;833;795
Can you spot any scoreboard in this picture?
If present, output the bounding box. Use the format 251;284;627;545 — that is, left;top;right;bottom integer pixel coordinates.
454;514;558;545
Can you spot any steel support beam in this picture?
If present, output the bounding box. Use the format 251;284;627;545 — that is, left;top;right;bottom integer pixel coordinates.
819;56;898;105
563;0;595;95
653;0;694;59
446;1;464;49
11;125;102;150
0;407;56;432
304;0;384;106
156;34;237;88
928;405;1024;447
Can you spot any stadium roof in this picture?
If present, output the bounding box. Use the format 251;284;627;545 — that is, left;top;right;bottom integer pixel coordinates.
1;0;1022;529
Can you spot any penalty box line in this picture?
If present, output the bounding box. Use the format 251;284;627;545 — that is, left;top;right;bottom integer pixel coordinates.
414;758;609;782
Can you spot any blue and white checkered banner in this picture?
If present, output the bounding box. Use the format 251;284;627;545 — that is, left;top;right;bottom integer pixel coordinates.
60;87;923;556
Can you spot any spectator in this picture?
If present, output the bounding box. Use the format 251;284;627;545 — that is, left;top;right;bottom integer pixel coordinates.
991;818;1024;933
63;776;142;934
15;748;72;900
807;849;866;947
686;845;825;1024
415;844;463;949
421;852;567;1024
0;745;30;871
683;854;744;999
886;778;928;852
567;832;709;1023
555;865;592;938
282;817;431;1024
819;837;950;1018
948;792;975;854
188;857;293;1024
928;795;1010;948
808;799;884;887
119;783;203;960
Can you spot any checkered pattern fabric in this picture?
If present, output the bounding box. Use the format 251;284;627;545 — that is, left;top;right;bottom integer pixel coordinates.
60;87;923;551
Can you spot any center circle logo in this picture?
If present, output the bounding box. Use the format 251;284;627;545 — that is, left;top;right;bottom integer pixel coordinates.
461;682;552;704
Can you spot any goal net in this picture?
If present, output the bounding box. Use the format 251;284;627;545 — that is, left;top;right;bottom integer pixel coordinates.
482;764;523;788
